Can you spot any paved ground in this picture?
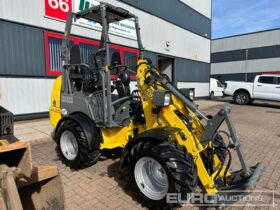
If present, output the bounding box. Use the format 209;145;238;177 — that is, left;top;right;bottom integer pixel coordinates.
15;99;280;209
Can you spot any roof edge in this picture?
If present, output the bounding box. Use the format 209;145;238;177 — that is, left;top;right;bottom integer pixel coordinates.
212;27;280;41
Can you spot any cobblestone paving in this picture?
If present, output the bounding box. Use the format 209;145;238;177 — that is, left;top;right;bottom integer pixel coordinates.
29;99;280;210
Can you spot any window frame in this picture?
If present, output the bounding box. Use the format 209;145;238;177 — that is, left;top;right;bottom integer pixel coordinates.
276;77;280;85
45;31;139;79
216;80;222;88
258;76;276;85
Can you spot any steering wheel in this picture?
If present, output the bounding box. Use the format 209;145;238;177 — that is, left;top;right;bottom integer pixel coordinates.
109;65;127;76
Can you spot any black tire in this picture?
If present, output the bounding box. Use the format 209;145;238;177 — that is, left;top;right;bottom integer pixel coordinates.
234;91;250;105
210;91;215;99
129;140;197;209
56;119;101;170
249;99;254;104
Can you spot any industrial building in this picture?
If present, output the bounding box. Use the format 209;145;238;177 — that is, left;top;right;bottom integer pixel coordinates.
211;28;280;83
0;0;211;117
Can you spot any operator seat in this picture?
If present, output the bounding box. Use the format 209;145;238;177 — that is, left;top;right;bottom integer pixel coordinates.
110;52;130;97
110;52;131;126
70;45;82;65
69;45;95;93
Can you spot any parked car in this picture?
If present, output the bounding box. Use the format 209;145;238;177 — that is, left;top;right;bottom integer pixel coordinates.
224;75;280;105
210;78;224;98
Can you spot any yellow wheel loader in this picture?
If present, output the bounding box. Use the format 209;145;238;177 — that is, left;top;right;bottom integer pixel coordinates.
50;2;264;208
0;106;64;210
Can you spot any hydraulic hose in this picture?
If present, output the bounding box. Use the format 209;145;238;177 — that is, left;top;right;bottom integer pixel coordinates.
224;148;232;186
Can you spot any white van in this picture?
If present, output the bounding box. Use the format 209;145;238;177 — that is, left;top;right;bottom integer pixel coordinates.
210;78;224;98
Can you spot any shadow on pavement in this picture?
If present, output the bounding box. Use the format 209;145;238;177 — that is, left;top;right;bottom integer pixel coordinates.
99;147;122;161
206;98;280;109
107;161;180;210
249;102;280;109
107;161;148;208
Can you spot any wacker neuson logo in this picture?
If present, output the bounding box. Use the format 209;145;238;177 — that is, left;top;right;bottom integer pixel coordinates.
166;190;277;207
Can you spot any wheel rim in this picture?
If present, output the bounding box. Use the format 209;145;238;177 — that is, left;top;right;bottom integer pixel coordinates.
134;157;169;200
236;94;246;104
60;130;79;160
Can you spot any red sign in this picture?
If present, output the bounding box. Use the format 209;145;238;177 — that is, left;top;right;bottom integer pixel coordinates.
45;0;72;21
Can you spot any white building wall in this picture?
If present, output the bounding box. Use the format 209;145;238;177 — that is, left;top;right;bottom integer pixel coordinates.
0;0;211;115
180;0;212;19
0;0;210;63
177;82;210;97
0;78;54;115
212;30;280;53
211;57;280;75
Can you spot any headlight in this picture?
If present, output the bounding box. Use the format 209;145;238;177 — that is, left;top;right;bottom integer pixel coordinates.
189;90;194;101
179;88;195;101
164;93;172;106
153;90;173;107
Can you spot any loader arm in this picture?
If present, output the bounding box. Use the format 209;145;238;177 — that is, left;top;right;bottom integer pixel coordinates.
137;60;226;194
136;60;264;196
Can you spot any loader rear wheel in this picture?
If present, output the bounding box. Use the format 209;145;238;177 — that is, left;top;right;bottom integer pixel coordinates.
56;119;101;170
130;140;197;208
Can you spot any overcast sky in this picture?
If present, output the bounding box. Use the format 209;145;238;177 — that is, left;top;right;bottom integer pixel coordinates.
212;0;280;39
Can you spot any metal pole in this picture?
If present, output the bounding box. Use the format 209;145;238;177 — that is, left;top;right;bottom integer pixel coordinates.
100;3;112;126
61;12;74;94
245;49;248;82
224;112;251;177
134;16;144;59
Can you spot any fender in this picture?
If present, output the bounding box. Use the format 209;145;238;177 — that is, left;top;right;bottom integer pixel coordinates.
120;127;179;167
55;113;102;151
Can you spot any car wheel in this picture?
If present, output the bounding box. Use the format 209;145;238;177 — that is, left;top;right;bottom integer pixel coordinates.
234;92;250;105
210;91;215;99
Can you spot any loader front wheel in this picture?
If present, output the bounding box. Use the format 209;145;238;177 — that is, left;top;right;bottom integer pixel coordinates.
56;119;101;170
130;140;197;208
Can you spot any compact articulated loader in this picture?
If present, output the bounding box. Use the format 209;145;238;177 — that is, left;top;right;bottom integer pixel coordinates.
50;2;264;208
0;107;64;210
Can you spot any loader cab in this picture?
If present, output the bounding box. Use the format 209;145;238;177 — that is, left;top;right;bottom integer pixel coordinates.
60;2;144;128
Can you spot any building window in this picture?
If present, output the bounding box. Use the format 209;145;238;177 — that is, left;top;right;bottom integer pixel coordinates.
124;51;138;75
48;37;62;72
48;37;74;73
79;42;99;64
45;32;99;75
45;31;139;78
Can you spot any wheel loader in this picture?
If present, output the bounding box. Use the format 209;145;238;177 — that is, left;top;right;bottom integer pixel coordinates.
50;2;264;208
0;106;64;210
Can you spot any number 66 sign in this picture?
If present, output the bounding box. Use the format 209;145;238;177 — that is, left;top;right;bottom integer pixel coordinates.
45;0;72;21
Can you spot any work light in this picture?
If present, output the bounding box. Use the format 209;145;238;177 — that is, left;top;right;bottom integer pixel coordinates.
163;93;172;106
153;90;173;106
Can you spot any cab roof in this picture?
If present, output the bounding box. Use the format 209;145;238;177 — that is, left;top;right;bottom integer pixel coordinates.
75;2;136;24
